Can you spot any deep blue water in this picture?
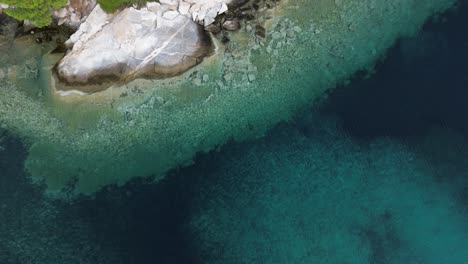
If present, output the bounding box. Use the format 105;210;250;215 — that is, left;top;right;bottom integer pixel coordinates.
1;2;468;263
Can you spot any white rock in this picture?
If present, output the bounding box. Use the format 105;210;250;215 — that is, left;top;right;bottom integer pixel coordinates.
58;17;67;26
69;13;82;27
57;7;211;86
146;2;161;12
159;0;178;10
58;0;240;88
65;4;112;49
178;2;190;15
218;2;228;14
160;0;179;5
196;7;208;21
192;11;198;21
55;8;68;19
204;7;218;26
163;10;179;20
182;0;234;26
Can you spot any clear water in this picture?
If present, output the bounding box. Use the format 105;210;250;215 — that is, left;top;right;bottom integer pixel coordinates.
1;1;468;263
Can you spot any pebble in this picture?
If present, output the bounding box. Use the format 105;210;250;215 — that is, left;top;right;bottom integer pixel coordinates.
223;72;233;81
286;30;296;38
215;80;225;89
192;77;202;86
223;19;241;31
272;32;282;40
248;65;257;72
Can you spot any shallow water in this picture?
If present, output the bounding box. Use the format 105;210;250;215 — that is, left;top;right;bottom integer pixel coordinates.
1;1;468;263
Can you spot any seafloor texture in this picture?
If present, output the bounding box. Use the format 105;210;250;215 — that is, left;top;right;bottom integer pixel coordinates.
188;118;468;264
0;0;458;194
0;1;468;263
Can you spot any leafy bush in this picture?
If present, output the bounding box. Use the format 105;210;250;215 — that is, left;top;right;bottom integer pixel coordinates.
2;0;67;28
97;0;145;13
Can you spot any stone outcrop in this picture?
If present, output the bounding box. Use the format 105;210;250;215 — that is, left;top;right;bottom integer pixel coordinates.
52;0;97;28
154;0;238;26
55;0;247;89
64;4;112;50
56;4;212;86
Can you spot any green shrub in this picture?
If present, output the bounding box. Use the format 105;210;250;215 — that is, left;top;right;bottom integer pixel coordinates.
2;0;67;28
97;0;146;13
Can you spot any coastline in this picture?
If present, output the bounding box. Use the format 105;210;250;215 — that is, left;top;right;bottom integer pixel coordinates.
0;0;459;194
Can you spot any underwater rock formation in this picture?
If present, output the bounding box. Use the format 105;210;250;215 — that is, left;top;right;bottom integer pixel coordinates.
56;4;212;89
0;0;458;194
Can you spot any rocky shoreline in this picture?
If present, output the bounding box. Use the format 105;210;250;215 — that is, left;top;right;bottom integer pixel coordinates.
53;0;266;92
1;0;458;194
1;0;271;93
0;0;279;94
56;3;216;90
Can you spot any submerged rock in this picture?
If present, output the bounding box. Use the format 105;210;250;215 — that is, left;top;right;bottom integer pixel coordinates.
56;5;212;88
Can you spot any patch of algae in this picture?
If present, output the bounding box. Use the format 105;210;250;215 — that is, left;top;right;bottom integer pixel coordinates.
0;0;457;194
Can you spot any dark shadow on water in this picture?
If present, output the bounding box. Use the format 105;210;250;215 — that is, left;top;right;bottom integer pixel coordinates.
320;1;468;143
0;129;204;263
317;0;468;218
59;174;201;264
0;130;44;207
59;140;237;264
0;131;45;263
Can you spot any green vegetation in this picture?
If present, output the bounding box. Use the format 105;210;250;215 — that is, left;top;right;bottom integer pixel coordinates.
2;0;67;28
97;0;146;13
1;0;148;26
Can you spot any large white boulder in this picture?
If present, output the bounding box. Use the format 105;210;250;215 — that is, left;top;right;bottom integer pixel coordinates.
57;6;211;86
56;0;243;87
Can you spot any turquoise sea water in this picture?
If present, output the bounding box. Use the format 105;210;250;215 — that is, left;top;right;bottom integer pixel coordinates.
1;1;468;264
